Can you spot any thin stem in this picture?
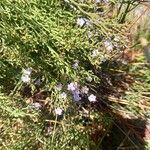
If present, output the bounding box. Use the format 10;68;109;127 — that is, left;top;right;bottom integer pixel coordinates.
9;80;22;97
117;0;124;16
119;1;131;23
51;115;58;144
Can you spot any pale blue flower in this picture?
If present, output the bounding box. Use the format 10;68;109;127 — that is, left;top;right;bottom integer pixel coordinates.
81;86;89;94
59;92;67;99
31;102;42;109
21;68;31;83
77;18;86;27
64;0;69;3
21;75;30;83
22;68;31;76
104;40;113;51
35;79;42;86
95;0;101;3
73;60;79;69
88;94;96;102
55;108;63;115
77;17;92;28
67;82;78;91
104;0;109;3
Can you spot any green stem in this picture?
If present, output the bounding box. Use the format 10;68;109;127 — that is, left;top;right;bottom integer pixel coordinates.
117;0;124;17
9;80;22;97
51;115;58;144
119;1;131;23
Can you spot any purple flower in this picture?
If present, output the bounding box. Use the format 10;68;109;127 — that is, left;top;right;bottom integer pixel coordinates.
35;79;42;86
67;82;78;91
73;90;81;101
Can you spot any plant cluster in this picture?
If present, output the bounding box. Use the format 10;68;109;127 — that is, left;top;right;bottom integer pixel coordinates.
0;0;147;149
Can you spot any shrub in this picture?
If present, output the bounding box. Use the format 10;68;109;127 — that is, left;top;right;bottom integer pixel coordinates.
0;0;143;149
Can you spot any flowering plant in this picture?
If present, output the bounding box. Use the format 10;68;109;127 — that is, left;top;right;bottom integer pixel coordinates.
0;0;142;149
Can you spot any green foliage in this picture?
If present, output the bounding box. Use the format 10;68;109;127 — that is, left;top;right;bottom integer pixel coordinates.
1;0;149;149
0;0;129;87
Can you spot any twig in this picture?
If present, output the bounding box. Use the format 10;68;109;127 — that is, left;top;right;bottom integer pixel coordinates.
117;130;131;150
113;122;140;150
129;6;149;31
